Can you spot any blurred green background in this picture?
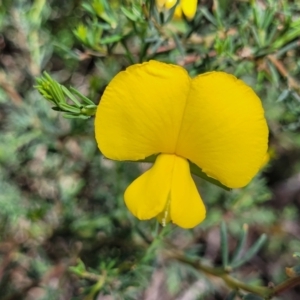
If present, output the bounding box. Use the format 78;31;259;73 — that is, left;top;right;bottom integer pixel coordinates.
1;0;300;299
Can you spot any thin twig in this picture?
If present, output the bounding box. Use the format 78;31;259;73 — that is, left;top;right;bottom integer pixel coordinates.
165;250;300;299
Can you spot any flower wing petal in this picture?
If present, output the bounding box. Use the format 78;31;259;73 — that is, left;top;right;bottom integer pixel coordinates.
170;156;206;228
124;154;175;220
175;72;268;188
95;61;190;161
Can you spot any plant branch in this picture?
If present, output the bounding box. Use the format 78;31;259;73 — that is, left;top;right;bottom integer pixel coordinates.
165;250;269;297
271;275;300;296
165;250;300;299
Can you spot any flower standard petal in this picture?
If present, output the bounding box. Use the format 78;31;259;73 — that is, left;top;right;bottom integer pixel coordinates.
95;61;191;161
175;72;268;188
124;154;175;220
170;155;206;228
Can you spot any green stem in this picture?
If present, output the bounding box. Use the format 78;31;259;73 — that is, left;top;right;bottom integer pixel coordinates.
271;275;300;297
221;274;269;297
83;272;107;300
165;251;300;299
81;271;104;282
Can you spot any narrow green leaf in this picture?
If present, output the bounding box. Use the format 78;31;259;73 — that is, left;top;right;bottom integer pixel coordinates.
121;6;138;21
149;38;165;57
231;234;267;269
100;34;123;45
43;71;53;82
277;90;290;102
86;29;96;48
139;41;151;62
230;224;248;265
267;60;279;87
272;27;300;50
61;86;82;107
59;103;81;114
199;7;217;26
250;26;262;47
70;87;95;105
221;221;229;268
261;8;275;30
251;1;261;28
63;113;90;120
52;106;66;112
265;24;278;46
172;32;185;56
81;2;95;15
52;42;82;59
45;76;65;105
150;0;160;24
213;0;224;29
164;1;179;24
276;40;300;58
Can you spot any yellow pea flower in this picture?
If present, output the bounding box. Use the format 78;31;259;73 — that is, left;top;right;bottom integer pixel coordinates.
156;0;198;20
95;61;268;229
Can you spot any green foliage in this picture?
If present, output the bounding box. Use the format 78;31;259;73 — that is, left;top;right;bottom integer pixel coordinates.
35;72;97;119
1;0;300;299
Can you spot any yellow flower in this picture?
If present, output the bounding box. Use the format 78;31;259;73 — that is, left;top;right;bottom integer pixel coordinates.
156;0;198;20
95;61;268;229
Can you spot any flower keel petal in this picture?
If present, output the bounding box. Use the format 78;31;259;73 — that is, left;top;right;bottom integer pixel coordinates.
170;156;206;228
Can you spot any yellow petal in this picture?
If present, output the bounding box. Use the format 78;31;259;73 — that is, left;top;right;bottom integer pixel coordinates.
260;152;270;169
180;0;197;20
124;154;175;220
95;61;190;161
173;4;183;19
124;154;206;228
175;72;268;188
170;155;206;228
